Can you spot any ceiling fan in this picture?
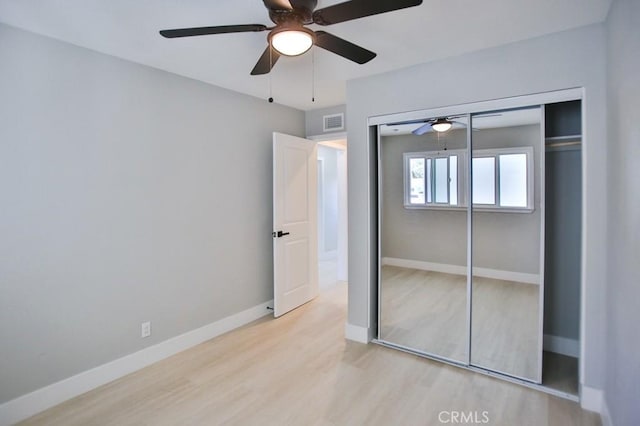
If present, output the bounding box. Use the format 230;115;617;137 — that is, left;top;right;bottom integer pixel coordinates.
409;113;504;135
159;0;424;75
411;116;467;135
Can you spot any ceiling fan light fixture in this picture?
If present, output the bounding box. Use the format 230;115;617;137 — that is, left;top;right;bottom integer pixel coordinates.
269;27;315;56
432;118;453;132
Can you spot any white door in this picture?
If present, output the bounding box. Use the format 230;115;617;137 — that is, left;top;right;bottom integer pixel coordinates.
273;132;318;317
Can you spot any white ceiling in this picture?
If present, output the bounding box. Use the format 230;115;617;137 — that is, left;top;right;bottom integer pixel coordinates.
0;0;611;111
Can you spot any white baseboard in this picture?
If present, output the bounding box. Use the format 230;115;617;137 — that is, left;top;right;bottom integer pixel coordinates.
581;385;603;413
543;334;580;358
0;300;273;426
344;323;371;344
381;257;540;284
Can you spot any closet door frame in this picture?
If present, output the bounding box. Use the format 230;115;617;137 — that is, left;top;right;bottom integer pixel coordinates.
371;88;583;395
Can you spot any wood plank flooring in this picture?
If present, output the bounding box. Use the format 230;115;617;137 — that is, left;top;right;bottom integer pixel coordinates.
542;351;579;395
380;266;468;362
471;275;540;380
380;265;541;381
20;277;598;425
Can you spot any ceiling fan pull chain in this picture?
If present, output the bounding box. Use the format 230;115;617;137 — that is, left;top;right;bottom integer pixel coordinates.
268;46;274;103
311;47;315;103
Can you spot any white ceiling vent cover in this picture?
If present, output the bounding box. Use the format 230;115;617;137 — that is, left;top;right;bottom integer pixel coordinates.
323;113;344;132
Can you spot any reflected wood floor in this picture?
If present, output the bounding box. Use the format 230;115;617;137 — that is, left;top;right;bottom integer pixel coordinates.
381;265;540;380
380;266;468;362
20;281;598;426
472;275;539;380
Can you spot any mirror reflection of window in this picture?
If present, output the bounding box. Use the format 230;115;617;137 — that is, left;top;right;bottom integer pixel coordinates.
409;158;425;204
472;157;496;205
434;157;449;204
499;154;528;207
427;159;432;203
449;156;458;205
403;151;464;208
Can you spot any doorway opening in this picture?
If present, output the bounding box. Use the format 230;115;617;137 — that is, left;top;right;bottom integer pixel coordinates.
316;140;347;290
271;132;347;318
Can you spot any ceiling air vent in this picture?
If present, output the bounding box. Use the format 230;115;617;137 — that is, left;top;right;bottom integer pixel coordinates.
323;113;344;132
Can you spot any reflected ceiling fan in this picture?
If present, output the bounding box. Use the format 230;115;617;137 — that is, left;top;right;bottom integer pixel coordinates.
160;0;424;75
410;113;502;135
411;116;467;135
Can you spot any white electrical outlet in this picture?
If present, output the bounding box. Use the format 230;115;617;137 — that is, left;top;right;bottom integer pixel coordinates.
141;321;151;338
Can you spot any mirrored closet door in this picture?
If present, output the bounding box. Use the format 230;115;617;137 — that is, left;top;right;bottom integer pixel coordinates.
470;107;544;383
378;116;469;363
376;105;546;385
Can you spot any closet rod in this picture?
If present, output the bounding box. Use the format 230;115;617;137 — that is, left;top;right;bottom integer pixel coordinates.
545;141;582;148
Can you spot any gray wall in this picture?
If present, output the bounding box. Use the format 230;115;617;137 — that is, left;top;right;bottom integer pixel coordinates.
544;148;581;341
381;130;467;266
346;24;608;391
381;124;541;274
0;24;304;404
305;104;346;137
473;124;542;275
605;0;640;424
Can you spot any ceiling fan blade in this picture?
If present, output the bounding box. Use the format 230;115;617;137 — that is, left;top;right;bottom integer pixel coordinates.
412;123;432;136
314;31;376;64
313;0;423;26
450;120;480;131
250;46;281;75
160;24;268;38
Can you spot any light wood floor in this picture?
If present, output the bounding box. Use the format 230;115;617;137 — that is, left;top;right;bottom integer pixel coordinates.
20;280;598;425
471;275;539;380
380;266;468;362
380;265;540;381
543;351;579;396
